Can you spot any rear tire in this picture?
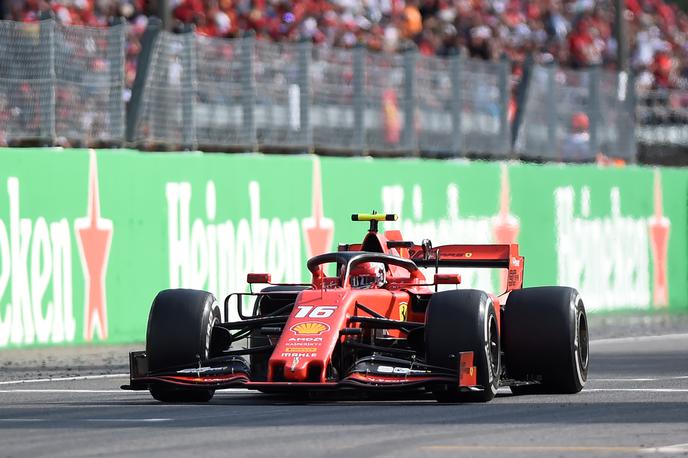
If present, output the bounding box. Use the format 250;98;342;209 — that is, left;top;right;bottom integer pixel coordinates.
425;290;500;403
146;289;220;402
504;287;589;394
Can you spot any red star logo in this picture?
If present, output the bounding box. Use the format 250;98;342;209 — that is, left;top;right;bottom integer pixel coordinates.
75;150;113;341
302;157;334;258
492;164;520;291
648;169;670;307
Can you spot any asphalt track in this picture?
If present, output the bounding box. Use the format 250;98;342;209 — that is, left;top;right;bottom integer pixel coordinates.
0;334;686;458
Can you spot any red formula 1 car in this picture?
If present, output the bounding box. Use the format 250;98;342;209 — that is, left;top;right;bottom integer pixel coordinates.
123;213;589;403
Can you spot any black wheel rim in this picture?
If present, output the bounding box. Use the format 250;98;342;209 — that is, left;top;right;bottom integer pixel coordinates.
577;308;589;370
488;315;499;376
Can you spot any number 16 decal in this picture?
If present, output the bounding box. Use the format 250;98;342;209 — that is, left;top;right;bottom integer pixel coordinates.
295;306;337;318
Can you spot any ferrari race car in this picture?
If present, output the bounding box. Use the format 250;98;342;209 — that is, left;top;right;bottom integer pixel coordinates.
123;213;589;403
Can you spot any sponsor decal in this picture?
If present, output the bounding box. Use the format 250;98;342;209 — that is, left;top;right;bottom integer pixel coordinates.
288;337;323;342
398;302;408;321
290;322;329;335
166;159;334;320
75;151;113;341
281;352;316;357
166;181;302;318
285;346;318;353
0;150;112;346
555;186;654;311
648;170;670;307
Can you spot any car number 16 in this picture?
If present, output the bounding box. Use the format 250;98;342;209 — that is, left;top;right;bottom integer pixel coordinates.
295;306;337;318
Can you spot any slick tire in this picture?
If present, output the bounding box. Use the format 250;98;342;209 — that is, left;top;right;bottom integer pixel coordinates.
503;287;589;395
146;289;220;402
425;290;500;403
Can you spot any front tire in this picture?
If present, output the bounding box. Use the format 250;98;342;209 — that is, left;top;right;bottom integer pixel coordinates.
503;287;589;394
146;289;220;402
425;290;500;403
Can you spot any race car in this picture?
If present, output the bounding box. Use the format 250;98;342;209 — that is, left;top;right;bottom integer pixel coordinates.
122;213;589;403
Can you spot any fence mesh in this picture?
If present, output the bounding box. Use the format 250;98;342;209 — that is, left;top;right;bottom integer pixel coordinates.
136;31;193;147
194;35;253;149
460;58;509;156
636;88;688;145
364;50;410;153
311;45;358;152
54;22;125;144
0;20;124;145
0;20;54;144
254;40;309;149
515;64;634;161
415;54;454;155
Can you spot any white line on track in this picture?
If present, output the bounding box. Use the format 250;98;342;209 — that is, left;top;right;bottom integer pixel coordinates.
0;418;172;423
0;373;129;385
0;387;255;394
591;376;688;382
0;389;128;393
591;333;688;345
584;388;688;393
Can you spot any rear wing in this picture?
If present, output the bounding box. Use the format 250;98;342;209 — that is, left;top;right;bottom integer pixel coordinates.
409;243;524;291
339;242;524;291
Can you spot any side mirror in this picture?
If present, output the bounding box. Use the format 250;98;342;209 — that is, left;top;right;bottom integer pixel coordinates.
434;273;461;285
247;273;271;284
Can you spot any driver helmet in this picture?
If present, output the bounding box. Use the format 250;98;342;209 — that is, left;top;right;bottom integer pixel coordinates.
350;262;385;289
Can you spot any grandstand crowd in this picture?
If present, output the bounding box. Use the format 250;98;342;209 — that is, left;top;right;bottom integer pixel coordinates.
3;0;688;91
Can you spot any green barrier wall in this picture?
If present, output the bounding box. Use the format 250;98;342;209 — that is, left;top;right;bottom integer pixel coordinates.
0;148;686;348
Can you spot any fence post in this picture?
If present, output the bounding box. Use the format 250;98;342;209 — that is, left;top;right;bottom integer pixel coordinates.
546;63;557;156
353;44;365;153
39;15;55;144
623;70;637;163
180;24;196;150
108;16;125;145
511;53;533;153
241;32;257;150
450;53;462;156
498;54;510;156
402;46;417;153
587;65;601;157
126;17;161;143
298;39;312;151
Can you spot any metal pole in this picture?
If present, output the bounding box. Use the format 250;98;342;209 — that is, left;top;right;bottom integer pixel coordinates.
241;32;257;149
298;39;312;151
157;0;172;31
402;46;417;154
615;0;628;72
39;13;56;144
450;53;462;156
546;63;557;159
108;17;125;145
180;24;196;150
126;17;162;143
498;54;510;156
588;65;601;158
353;44;365;154
511;53;533;153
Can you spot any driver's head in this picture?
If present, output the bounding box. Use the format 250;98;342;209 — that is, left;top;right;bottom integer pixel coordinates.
350;262;385;289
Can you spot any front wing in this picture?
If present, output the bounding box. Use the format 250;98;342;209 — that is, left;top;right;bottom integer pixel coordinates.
122;352;480;392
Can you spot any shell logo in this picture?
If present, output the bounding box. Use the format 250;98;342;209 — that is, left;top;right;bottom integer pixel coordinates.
291;322;330;335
